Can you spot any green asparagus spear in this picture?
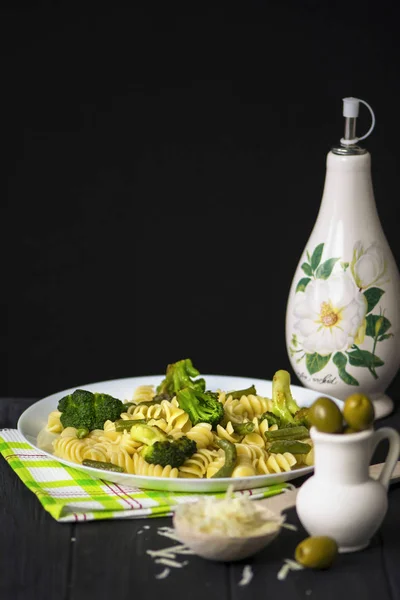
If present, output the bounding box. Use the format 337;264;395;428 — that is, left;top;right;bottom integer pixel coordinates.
268;440;312;454
82;459;125;473
227;385;257;399
264;425;309;441
115;419;147;432
211;439;237;478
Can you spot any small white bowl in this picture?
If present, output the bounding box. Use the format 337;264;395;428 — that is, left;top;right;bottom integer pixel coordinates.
173;502;283;562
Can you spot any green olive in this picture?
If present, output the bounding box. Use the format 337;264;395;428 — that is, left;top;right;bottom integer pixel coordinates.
295;536;338;569
308;397;343;433
343;426;359;434
343;393;375;431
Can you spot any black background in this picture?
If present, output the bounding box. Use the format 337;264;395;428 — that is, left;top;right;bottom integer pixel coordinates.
5;1;400;398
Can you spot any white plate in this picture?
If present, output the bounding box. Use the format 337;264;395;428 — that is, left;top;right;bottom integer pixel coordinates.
17;374;343;493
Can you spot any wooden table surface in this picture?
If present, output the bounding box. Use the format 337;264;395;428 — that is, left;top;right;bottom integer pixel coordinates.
1;394;400;600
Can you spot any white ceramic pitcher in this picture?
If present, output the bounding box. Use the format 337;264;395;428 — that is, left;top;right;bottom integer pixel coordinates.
296;425;400;553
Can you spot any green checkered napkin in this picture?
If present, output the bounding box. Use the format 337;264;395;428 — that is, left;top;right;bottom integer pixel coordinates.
0;430;288;522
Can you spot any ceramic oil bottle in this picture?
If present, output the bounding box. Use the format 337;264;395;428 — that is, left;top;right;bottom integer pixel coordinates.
285;98;400;418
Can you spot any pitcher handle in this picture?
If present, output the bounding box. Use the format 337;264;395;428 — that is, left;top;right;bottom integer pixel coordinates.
370;427;400;490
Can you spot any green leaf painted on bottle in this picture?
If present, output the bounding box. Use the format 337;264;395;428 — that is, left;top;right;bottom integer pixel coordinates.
333;352;347;369
337;369;359;386
333;352;359;386
378;333;394;342
341;261;349;271
306;250;311;263
296;278;312;293
366;314;391;338
301;262;313;276
347;349;385;368
363;288;385;314
315;258;340;280
310;243;324;271
306;352;331;375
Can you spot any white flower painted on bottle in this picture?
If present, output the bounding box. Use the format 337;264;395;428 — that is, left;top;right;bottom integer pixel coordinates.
350;241;387;290
289;241;393;384
293;273;367;356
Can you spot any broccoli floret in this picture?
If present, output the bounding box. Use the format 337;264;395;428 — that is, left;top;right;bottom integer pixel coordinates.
142;436;197;468
269;370;301;426
259;411;282;428
176;387;224;429
293;407;311;429
156;358;206;396
92;393;125;429
129;422;169;445
57;389;124;431
76;427;90;439
130;423;196;468
232;421;255;435
58;389;96;431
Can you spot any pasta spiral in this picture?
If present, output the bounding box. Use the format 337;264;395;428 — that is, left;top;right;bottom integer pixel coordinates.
255;452;297;474
235;394;273;420
131;385;156;404
186;423;214;449
219;393;274;423
235;443;268;461
53;436;88;463
108;448;135;474
161;398;192;433
133;453;179;478
215;422;240;444
127;403;165;420
206;451;226;478
178;448;219;478
82;444;110;463
46;410;63;433
231;455;257;478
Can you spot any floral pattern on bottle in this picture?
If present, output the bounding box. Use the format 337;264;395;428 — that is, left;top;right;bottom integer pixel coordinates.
289;241;393;386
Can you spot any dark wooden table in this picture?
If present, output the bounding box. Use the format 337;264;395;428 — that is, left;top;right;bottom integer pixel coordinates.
1;394;400;600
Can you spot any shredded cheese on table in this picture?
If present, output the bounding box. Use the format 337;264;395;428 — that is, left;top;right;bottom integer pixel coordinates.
238;565;253;586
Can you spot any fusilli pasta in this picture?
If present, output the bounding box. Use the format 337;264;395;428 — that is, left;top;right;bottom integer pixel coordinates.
46;410;63;433
38;367;314;481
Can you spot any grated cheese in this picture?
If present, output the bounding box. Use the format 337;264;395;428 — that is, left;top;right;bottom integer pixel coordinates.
147;545;195;560
155;568;171;579
174;485;282;538
155;558;189;568
284;558;304;571
277;558;304;581
144;526;195;578
281;522;298;531
238;565;253;586
277;563;291;581
157;526;182;542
